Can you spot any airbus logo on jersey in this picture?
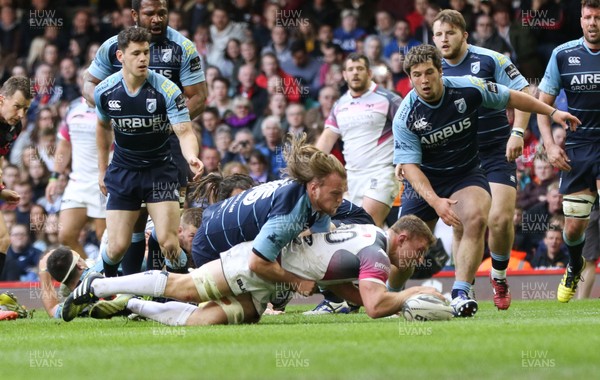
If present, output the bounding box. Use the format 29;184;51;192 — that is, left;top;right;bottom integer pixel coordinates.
470;61;480;74
567;56;581;66
570;73;600;85
111;114;169;129
108;100;121;111
420;118;472;145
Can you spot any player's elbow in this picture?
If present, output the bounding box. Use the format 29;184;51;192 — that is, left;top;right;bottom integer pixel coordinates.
364;304;386;319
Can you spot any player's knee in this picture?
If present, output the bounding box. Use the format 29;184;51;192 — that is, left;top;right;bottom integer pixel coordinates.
563;194;595;219
190;266;223;301
463;212;488;233
487;210;512;232
214;296;245;325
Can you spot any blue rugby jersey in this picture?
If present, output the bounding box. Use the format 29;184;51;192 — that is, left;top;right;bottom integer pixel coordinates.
195;179;331;262
393;76;510;177
89;26;205;89
539;37;600;148
441;45;528;149
94;70;189;169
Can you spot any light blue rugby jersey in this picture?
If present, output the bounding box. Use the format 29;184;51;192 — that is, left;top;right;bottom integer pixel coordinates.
539;37;600;148
441;45;528;149
393;76;510;177
94;70;189;169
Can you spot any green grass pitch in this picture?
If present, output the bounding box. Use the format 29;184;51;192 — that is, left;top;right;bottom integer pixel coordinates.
4;300;599;380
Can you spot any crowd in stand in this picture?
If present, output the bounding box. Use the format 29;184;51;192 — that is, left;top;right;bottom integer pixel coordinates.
0;0;588;281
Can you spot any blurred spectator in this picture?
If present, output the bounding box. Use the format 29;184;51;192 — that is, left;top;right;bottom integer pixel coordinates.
374;10;396;47
522;181;563;261
247;149;274;184
333;9;367;53
301;0;339;28
406;0;429;35
384;18;421;59
449;0;476;32
55;57;81;104
324;63;347;95
341;0;375;31
256;115;286;179
253;92;288;145
208;77;233;118
192;24;211;71
315;23;335;57
519;0;566;65
235;64;268;117
470;13;512;56
389;52;412;97
69;9;95;54
364;35;386;68
531;226;569;269
37;172;65;215
84;42;101;68
414;2;440;44
316;42;344;89
261;25;293;66
225;96;256;131
168;9;184;33
42;212;59;252
251;1;279;48
281;40;321;98
222;128;255;166
214;125;233;166
0;4;22;70
11;106;56;167
2;210;16;231
492;4;517;61
296;18;319;58
518;153;556;210
257;52;301;104
187;0;211;37
284;103;317;144
305;85;339;137
551;125;566;149
200;147;221;175
29;203;48;251
207;5;248;70
27;64;61;124
221;38;244;81
0;223;42;281
204;65;222;90
240;39;259;71
28;158;49;201
222;161;249;177
229;0;255;24
14;181;34;226
199;107;221;148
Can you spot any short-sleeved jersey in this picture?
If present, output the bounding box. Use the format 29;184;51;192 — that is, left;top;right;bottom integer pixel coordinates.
199;179;331;261
88;26;205;89
94;70;189;169
393;76;510;177
539;37;600;148
325;82;402;171
0;120;22;157
58;97;98;183
441;45;528;149
281;224;391;286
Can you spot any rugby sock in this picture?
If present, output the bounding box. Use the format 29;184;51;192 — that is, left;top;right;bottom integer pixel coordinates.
92;270;169;298
451;281;472;299
321;289;344;303
102;249;121;278
563;232;585;273
121;233;146;275
146;233;163;270
0;253;5;277
490;252;509;279
127;298;196;326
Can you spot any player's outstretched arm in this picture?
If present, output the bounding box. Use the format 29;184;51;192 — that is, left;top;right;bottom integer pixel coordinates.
172;121;204;181
507;90;581;132
82;72;101;107
402;164;460;227
359;281;445;318
536;91;572;172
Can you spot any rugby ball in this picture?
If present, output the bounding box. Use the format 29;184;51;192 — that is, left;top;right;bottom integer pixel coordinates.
402;294;454;322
